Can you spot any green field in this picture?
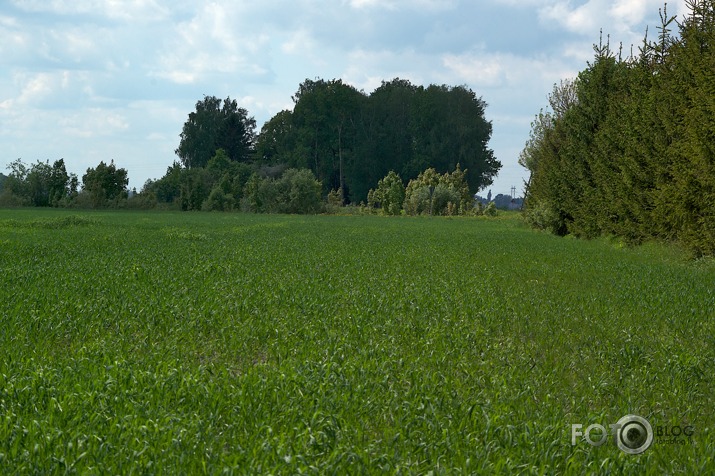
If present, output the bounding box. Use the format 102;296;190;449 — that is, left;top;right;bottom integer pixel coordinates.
0;209;713;474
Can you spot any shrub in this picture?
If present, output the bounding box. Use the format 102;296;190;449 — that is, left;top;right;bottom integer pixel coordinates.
523;200;564;233
242;168;322;214
367;171;405;215
403;165;471;216
202;186;235;211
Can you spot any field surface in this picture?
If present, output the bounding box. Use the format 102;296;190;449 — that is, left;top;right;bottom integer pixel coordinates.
0;209;713;474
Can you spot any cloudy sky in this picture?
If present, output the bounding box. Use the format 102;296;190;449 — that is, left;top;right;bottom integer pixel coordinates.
0;0;690;196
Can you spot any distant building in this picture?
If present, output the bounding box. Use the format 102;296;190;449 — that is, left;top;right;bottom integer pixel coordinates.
473;192;523;210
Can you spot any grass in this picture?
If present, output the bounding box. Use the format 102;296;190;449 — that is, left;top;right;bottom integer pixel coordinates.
0;208;713;474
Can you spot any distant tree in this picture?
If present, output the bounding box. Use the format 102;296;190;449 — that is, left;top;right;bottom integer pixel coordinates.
367;170;405;215
1;159;31;205
407;84;500;193
176;96;257;168
26;161;52;207
290;79;367;199
48;159;70;206
242;168;322;214
254;110;297;166
403;166;471;216
258;78;500;204
82;160;129;207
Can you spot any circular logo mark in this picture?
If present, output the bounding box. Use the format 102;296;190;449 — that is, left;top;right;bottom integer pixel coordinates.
615;415;653;455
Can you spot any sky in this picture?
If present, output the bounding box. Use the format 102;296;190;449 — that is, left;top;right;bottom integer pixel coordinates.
0;0;691;197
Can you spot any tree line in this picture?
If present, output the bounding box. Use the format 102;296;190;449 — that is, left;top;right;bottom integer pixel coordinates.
1;78;500;213
146;78;500;211
521;0;715;256
0;159;128;209
254;78;500;203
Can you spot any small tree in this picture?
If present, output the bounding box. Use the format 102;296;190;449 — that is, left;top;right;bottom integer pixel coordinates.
242;168;322;214
82;160;129;208
284;168;323;214
403;166;471;216
367;171;405;215
49;159;70;206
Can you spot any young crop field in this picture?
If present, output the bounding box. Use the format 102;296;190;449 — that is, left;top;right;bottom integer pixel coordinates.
0;209;713;474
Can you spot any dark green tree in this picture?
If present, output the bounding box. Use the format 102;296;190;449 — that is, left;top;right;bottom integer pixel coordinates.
522;1;715;255
367;170;405;215
254;110;297;166
48;159;70;206
176;96;257;168
82;160;129;207
291;79;367;200
408;84;499;193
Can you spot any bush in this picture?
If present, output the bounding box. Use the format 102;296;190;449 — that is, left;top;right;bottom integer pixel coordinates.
484;201;498;217
284;168;323;214
367;171;405;215
242;168;323;214
523;200;564;234
403;166;471;216
202;186;235;211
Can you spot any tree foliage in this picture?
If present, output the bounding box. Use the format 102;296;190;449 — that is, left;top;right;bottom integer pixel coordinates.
0;159;77;207
522;1;715;255
367;171;405;215
242;168;323;214
403;165;472;216
82;160;129;208
176;96;257;168
254;78;500;203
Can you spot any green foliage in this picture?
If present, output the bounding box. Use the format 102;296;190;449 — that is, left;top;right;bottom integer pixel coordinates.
367;171;405;215
523;199;563;234
176;96;257;168
522;1;715;255
143;150;255;211
403;165;472;216
326;188;343;207
0;159;77;208
202;186;235;212
0;209;713;473
242;168;323;214
81;160;129;208
483;201;498;217
258;78;499;203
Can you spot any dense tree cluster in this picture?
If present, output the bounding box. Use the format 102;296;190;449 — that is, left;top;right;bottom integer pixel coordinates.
176;96;256;168
256;78;500;203
2;78;499;214
521;0;715;255
366;166;492;217
0;158;128;208
142;78;498;213
0;159;78;207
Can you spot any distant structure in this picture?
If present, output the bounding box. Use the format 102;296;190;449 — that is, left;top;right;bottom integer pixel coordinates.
474;186;523;210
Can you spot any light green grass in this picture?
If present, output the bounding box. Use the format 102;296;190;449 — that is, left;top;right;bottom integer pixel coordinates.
0;209;713;474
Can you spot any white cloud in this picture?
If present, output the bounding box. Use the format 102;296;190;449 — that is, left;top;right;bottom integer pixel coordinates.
151;2;272;84
347;0;456;10
281;29;316;55
442;50;577;90
2;71;93;109
539;0;687;37
9;0;170;22
59;109;129;138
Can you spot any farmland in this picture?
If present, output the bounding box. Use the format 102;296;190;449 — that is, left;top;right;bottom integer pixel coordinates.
0;209;713;474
